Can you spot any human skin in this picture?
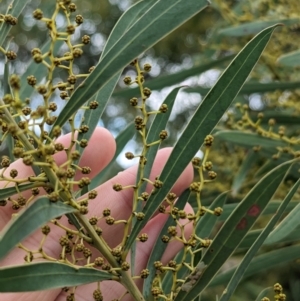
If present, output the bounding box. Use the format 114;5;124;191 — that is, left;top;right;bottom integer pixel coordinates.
0;127;194;301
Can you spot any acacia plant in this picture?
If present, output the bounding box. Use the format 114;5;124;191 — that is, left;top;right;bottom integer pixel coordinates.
0;1;299;301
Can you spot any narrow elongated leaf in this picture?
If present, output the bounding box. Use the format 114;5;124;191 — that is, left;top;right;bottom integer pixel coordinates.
0;262;114;292
277;50;300;67
101;0;157;57
239;224;300;249
176;159;293;300
254;159;281;178
65;213;84;233
75;0;156;163
209;244;300;288
231;150;257;197
290;276;300;301
215;130;290;149
143;189;191;300
0;183;39;199
255;287;273;301
51;0;208;130
265;201;300;245
220;201;298;222
0;0;30;46
186;81;300;96
218;178;300;301
218;19;299;36
256;111;300;125
238;229;263;249
112;55;234;99
0;197;76;260
124;24;281;254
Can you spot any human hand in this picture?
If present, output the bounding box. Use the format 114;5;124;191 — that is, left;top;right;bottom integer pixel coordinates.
0;127;193;301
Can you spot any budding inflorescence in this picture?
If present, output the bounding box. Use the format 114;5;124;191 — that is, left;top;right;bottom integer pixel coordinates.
0;3;104;287
0;1;98;230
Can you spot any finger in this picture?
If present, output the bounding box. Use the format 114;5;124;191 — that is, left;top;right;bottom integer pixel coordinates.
0;290;59;301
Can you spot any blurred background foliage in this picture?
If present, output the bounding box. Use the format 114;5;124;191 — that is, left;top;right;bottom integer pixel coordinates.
1;0;300;300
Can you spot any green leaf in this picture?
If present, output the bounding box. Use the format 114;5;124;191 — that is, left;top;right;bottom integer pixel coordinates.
238;229;263;249
256;111;300;125
125;24;281;255
0;262;114;292
112;55;234;99
0;0;30;47
51;0;208;131
215;130;290;149
186;81;300;96
75;0;157;163
218;19;300;36
218;178;300;301
0;183;38;200
277;50;300;67
255;287;273;301
0;197;76;260
239;226;300;249
220;201;298;222
231;150;257;197
143;189;191;300
290;275;300;301
264;198;300;245
89;121;135;189
255;158;300;180
101;0;157;58
65;213;83;234
175;159;293;300
209;244;300;288
254;159;281;178
80;185;89;196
